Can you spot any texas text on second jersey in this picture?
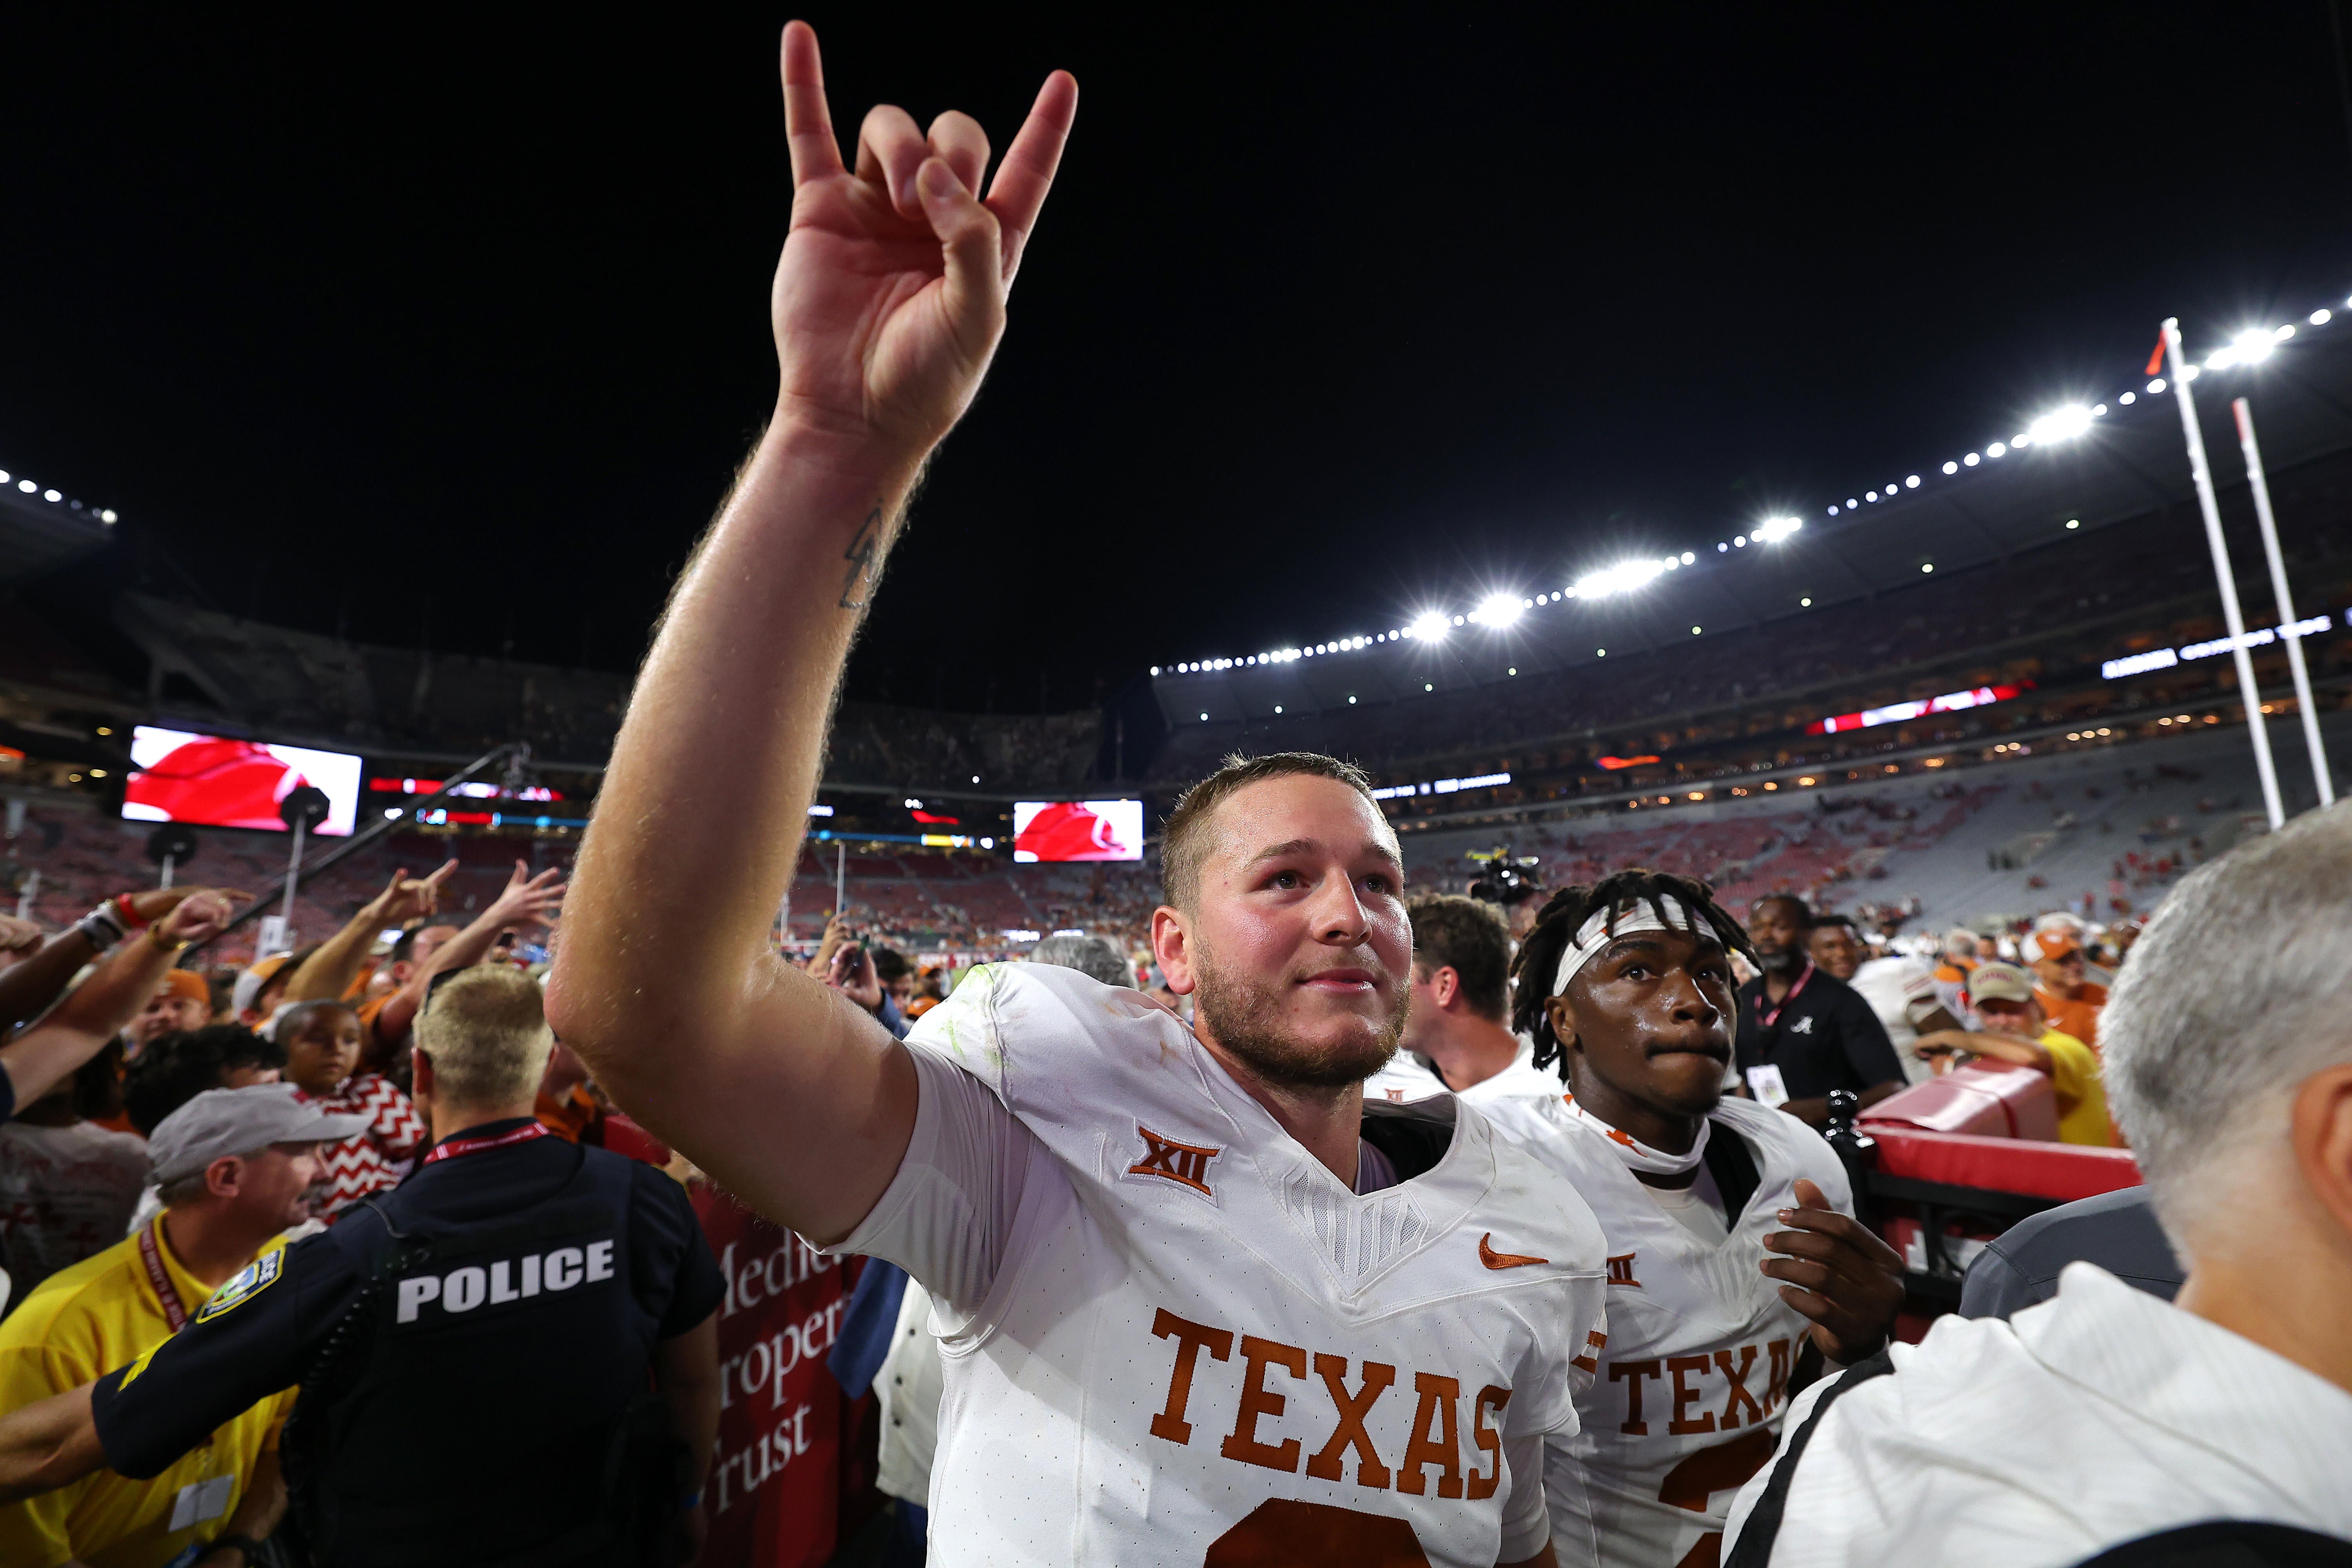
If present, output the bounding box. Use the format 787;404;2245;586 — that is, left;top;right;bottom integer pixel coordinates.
1475;1091;1853;1568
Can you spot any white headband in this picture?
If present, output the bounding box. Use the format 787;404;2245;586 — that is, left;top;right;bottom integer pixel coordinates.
1550;893;1709;996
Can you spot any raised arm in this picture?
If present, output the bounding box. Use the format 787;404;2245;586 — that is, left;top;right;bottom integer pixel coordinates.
547;21;1075;1240
0;887;221;1036
0;927;102;1038
374;861;564;1045
1;893;235;1112
285;861;456;1005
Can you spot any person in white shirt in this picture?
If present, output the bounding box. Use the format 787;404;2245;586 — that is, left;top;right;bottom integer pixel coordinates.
1479;872;1902;1568
1724;805;2352;1566
548;26;1608;1565
1804;916;1959;1086
1363;895;1558;1108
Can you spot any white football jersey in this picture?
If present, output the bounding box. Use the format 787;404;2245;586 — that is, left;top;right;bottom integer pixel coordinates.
1378;1073;1851;1568
861;963;1613;1567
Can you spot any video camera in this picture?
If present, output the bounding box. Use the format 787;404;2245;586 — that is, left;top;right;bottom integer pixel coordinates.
1465;847;1544;908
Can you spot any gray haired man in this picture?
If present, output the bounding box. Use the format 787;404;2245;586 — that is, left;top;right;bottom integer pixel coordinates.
1723;805;2352;1566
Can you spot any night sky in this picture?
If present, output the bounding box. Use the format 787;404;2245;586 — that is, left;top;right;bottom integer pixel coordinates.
7;5;2352;715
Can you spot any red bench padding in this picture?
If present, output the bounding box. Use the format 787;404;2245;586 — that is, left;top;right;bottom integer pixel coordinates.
1859;1124;2141;1203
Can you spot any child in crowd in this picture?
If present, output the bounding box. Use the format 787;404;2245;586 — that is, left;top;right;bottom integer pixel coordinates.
278;1000;425;1219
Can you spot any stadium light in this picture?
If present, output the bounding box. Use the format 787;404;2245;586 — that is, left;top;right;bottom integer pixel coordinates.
1142;290;2350;687
1572;559;1666;598
2026;404;2093;443
1474;592;1524;627
2208;326;2279;371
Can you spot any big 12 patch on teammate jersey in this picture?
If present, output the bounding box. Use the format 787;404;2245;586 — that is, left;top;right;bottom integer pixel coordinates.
194;1238;287;1323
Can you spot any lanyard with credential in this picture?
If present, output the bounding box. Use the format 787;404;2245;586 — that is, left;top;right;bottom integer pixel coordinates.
1755;959;1817;1029
137;1219;192;1334
421;1120;552;1165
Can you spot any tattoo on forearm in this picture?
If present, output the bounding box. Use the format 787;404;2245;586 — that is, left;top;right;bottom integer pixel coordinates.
839;504;884;610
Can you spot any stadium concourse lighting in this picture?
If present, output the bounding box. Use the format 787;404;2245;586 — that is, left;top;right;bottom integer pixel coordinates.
1406;611;1450;641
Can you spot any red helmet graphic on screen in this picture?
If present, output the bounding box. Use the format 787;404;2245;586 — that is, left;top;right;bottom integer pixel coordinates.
124;737;309;831
1015;801;1135;862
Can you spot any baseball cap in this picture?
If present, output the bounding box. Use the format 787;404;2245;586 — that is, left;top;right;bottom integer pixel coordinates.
161;969;211;1005
1967;961;2036;1006
149;1083;372;1187
230;952;296;1018
2021;929;2081;964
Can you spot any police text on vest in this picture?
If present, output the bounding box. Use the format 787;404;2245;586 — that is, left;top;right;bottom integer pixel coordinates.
396;1240;617;1322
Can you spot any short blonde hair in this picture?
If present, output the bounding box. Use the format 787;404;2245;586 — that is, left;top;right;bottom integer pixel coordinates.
416;967;553;1107
1160;751;1377;911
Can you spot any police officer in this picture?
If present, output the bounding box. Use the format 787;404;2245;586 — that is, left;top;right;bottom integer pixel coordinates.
0;965;723;1566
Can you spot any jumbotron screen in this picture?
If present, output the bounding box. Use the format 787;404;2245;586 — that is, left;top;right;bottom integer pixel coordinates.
1012;799;1144;862
121;726;364;837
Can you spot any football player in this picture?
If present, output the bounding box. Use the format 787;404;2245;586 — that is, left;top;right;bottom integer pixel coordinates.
1483;871;1905;1567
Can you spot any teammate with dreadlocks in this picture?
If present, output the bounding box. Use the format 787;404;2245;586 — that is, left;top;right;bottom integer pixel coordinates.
1417;869;1903;1568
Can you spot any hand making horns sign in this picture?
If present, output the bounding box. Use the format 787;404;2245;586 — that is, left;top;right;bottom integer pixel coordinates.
772;20;1077;458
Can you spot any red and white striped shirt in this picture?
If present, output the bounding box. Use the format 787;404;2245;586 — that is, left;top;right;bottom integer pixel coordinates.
296;1074;426;1219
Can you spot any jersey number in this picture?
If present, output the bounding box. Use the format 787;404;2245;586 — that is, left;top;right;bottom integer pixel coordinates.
1660;1426;1779;1568
1205;1499;1430;1566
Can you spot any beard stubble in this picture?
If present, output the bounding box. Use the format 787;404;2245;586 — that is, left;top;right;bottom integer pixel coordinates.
1192;944;1407;1091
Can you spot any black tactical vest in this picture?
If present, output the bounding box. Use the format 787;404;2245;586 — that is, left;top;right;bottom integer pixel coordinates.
282;1143;688;1567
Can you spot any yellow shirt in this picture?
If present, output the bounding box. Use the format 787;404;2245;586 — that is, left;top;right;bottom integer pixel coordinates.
2040;1027;2114;1147
0;1220;293;1568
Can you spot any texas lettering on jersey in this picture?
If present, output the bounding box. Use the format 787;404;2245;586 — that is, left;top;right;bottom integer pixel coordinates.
1148;1308;1512;1503
1608;1336;1795;1439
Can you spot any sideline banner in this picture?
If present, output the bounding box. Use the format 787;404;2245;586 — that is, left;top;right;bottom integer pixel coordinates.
691;1187;873;1567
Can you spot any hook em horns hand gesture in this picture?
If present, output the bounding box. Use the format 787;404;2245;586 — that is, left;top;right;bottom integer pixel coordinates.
771;20;1077;459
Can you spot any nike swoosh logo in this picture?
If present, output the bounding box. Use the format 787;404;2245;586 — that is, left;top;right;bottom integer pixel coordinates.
1479;1232;1548;1269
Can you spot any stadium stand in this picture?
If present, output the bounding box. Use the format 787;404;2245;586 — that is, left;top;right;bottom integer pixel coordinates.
1397;713;2335;932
